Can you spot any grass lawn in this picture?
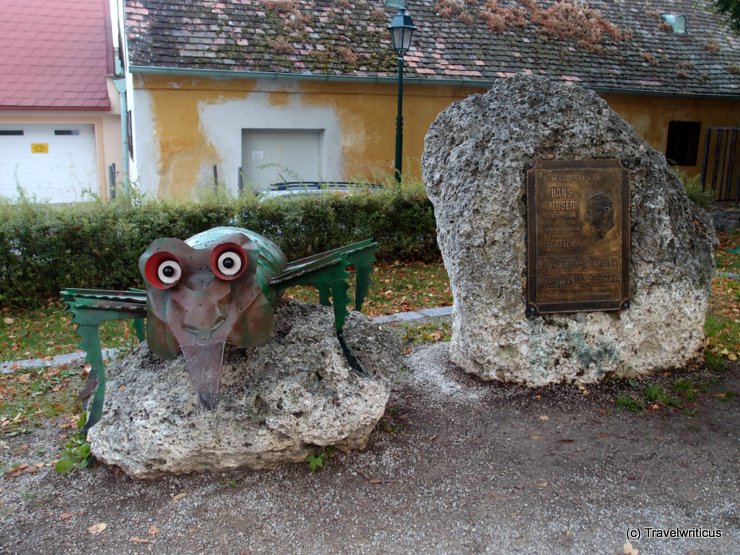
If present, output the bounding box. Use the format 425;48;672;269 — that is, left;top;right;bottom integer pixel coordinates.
0;261;452;361
707;231;740;364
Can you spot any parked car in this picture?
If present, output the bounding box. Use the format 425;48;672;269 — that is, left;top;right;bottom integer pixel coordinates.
257;181;382;200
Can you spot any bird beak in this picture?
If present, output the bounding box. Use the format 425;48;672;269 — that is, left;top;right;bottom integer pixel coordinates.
180;341;226;410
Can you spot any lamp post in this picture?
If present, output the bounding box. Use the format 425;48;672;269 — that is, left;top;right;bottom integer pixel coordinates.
388;7;416;183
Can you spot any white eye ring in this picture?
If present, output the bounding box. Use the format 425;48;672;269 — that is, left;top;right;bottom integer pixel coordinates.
217;251;242;276
157;260;181;284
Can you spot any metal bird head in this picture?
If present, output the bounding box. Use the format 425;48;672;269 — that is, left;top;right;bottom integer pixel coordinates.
139;227;284;410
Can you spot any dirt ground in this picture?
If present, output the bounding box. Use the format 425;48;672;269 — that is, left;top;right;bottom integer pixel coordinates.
1;342;738;555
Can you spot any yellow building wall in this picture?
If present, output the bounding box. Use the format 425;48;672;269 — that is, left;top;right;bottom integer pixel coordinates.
134;74;740;198
602;93;740;176
135;75;484;197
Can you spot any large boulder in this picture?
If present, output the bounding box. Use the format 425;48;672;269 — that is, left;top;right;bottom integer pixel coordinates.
422;74;716;385
88;301;401;478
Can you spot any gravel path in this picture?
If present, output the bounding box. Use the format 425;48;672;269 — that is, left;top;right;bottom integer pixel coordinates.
1;342;738;554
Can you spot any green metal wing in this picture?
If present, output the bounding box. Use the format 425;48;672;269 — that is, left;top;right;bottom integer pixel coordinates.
270;239;378;333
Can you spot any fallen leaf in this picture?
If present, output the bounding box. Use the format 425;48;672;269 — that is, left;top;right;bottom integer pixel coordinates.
539;415;550;422
529;434;543;440
88;522;108;535
16;374;30;384
172;493;187;502
129;537;151;544
3;317;14;325
623;542;640;555
60;512;73;521
148;525;160;537
535;480;549;488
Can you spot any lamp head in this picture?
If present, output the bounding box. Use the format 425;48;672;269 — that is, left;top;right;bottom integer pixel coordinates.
389;8;416;55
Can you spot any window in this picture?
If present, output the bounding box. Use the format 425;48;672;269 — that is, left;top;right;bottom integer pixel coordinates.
661;14;688;34
666;121;700;166
0;130;24;136
54;130;80;136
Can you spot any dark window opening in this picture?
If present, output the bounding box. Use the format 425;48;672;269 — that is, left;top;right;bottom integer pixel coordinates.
666;121;700;166
0;130;24;136
54;130;80;136
127;110;134;160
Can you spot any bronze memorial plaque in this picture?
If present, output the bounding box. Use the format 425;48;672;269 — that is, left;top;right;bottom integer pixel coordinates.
526;159;630;315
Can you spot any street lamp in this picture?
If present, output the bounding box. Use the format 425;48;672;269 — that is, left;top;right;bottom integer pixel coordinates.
388;6;416;183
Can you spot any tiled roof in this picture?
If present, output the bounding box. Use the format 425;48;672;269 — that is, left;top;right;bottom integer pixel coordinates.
125;0;740;98
0;0;112;110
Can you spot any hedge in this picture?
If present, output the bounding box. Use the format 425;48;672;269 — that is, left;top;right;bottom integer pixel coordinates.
0;187;440;308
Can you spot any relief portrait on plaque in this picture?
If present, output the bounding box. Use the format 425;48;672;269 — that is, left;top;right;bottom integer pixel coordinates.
583;191;620;256
585;192;615;241
526;159;630;314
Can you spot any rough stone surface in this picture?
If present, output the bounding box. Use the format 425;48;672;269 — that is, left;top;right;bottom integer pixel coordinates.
88;301;401;478
422;74;716;386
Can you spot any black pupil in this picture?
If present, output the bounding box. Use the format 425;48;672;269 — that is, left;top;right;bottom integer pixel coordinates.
162;265;175;277
223;256;235;269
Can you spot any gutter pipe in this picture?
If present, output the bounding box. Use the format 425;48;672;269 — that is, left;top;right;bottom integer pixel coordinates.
128;64;740;101
113;78;130;196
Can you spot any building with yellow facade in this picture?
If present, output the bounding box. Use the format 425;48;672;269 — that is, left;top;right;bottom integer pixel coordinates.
120;0;740;200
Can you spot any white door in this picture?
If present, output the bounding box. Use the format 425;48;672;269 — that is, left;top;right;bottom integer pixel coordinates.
242;129;322;191
0;123;99;203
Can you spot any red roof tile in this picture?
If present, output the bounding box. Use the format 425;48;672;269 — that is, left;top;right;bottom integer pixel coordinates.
0;0;112;110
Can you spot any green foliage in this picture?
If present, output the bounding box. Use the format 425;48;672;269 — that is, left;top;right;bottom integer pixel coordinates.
306;446;336;472
704;349;726;373
55;413;93;474
643;384;663;402
671;379;699;402
673;169;714;209
400;320;452;344
643;384;682;408
615;394;644;413
0;186;438;308
713;0;740;33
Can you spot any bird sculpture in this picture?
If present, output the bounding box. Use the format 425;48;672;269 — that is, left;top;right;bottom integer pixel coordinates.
62;227;377;431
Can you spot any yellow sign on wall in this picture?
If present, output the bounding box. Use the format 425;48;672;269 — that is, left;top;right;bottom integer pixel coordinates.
31;143;49;154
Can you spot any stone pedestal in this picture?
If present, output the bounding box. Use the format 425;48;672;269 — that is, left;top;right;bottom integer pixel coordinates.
422;74;715;385
88;302;401;478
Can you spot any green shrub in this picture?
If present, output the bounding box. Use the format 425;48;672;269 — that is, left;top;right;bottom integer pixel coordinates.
674;169;714;209
0;186;439;308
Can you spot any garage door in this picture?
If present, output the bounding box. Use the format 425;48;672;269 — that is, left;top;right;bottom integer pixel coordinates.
242;129;322;191
0;123;99;203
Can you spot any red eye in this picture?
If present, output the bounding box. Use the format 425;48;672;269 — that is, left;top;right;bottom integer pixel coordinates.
144;251;182;289
209;242;247;280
